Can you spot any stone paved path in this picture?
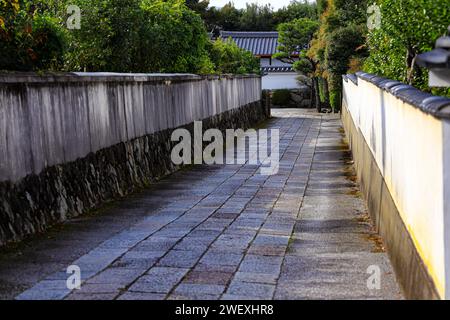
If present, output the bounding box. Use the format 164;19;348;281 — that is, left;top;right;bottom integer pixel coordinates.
0;109;403;300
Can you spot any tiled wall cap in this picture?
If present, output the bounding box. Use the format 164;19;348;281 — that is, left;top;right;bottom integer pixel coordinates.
436;36;450;50
368;76;388;86
382;81;404;90
395;89;434;107
417;48;450;68
352;71;450;119
389;84;414;95
421;96;450;117
355;71;374;81
437;105;450;118
417;26;450;68
343;74;358;85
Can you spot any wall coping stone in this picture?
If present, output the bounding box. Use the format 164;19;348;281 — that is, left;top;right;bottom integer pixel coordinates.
343;74;358;85
343;71;450;119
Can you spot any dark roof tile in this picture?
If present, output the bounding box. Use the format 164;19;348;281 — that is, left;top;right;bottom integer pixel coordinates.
220;31;280;56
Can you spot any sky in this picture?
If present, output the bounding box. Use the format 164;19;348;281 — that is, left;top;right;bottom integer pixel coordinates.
209;0;296;10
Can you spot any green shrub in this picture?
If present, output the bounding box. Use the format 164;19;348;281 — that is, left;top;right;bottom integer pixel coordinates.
0;0;66;71
208;38;260;74
329;90;341;111
0;0;262;74
64;0;215;73
271;89;291;106
364;0;450;96
63;0;143;72
140;0;214;73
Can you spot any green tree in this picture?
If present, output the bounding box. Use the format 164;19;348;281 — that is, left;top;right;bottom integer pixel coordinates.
308;0;368;111
274;18;320;110
316;0;327;15
0;0;66;71
276;18;319;59
239;3;275;31
205;2;242;31
0;0;263;75
63;0;144;72
208;37;260;74
66;0;147;72
364;0;449;94
140;0;213;73
274;0;318;24
185;0;209;15
65;0;214;73
326;24;367;108
203;0;318;32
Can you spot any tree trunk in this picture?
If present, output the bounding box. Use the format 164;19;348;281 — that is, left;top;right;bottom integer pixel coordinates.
406;45;417;85
309;84;315;109
322;77;330;107
312;77;321;113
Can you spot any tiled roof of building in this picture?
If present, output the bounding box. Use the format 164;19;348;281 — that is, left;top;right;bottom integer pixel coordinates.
220;31;280;56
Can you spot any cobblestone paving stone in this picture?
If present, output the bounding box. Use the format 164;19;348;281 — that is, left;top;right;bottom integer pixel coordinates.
0;109;403;300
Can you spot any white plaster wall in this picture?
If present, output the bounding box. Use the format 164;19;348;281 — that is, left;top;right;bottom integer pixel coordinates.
343;78;447;298
443;120;450;299
262;73;298;90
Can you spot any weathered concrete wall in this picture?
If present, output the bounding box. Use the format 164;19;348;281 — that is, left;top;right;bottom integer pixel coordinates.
342;72;450;299
0;73;262;182
0;73;267;246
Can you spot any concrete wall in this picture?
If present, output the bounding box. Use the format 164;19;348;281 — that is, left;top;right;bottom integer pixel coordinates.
342;72;450;299
0;73;261;183
262;72;299;90
0;73;266;246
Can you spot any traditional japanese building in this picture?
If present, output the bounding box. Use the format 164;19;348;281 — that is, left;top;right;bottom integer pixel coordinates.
220;31;299;90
